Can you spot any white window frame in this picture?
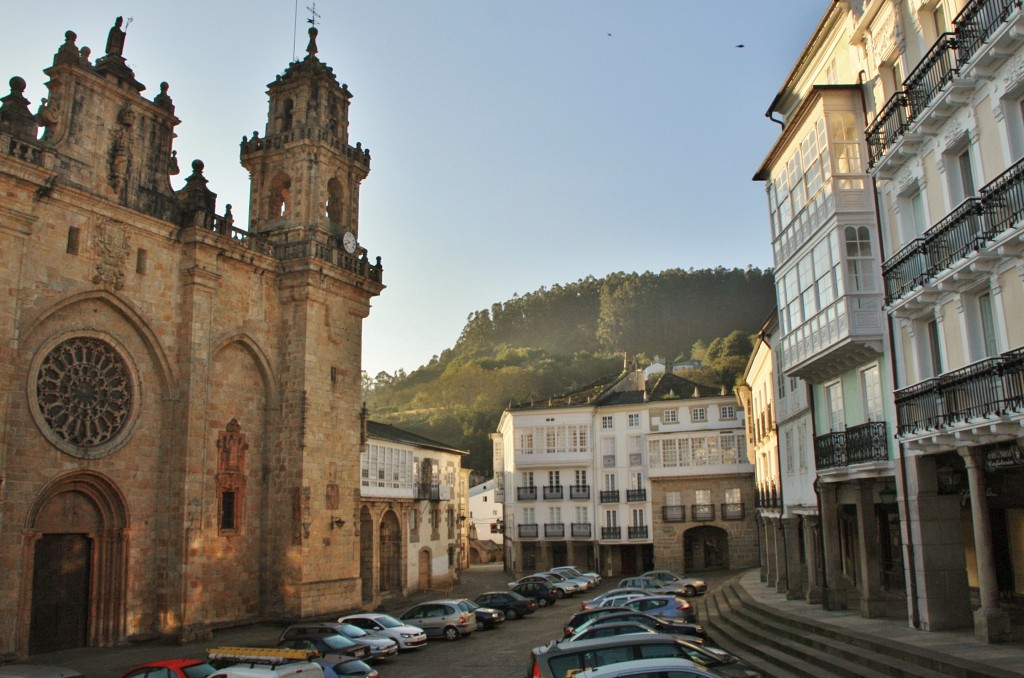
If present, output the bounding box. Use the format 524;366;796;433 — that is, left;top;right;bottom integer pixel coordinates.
691;407;707;423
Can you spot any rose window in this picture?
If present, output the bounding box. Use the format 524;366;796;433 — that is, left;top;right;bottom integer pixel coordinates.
36;337;132;448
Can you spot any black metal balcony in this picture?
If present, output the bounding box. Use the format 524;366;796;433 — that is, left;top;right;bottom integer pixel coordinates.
601;526;621;540
846;421;889;464
628;526;649;540
599;490;620;504
895;347;1024;435
416;484;440;501
691;504;715;521
569;485;591;500
626;488;647;502
924;198;987;275
980;155;1024;238
518;523;538;538
544;523;565;538
814;431;847;469
905;33;959;120
516;486;537;501
543;485;563;500
571;522;592;538
955;0;1021;64
663;505;685;522
866;91;909;168
882;238;929;305
721;503;745;520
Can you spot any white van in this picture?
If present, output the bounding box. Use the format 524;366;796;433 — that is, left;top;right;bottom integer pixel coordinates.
207;647;324;678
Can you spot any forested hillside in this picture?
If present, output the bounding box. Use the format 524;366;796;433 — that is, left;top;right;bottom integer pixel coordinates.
364;267;776;473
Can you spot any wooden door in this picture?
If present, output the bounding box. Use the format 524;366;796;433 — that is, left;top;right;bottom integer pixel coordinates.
30;534;91;654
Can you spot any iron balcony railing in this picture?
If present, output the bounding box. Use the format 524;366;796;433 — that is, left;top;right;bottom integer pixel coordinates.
601;526;621;540
955;0;1021;64
628;526;650;540
691;504;715;521
883;156;1024;305
543;485;564;500
721;503;745;520
904;33;959;120
896;347;1024;435
569;485;591;500
599;490;620;504
626;488;647;502
571;522;592;538
663;505;685;522
813;421;888;470
518;523;538;538
544;523;565;538
516;486;537;501
866;91;910;168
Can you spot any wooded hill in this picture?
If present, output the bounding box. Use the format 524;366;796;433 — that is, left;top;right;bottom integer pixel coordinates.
364;267;776;473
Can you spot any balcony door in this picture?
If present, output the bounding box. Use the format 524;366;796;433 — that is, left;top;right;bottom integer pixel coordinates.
825;381;845;431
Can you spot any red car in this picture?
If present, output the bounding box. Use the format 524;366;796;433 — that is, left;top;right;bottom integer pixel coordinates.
121;659;218;678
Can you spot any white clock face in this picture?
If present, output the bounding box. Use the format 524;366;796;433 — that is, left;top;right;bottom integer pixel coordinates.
343;231;357;254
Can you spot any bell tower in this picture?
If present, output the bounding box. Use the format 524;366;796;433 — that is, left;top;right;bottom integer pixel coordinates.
240;26;370;245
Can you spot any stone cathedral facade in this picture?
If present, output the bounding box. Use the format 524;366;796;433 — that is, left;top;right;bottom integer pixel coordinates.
0;19;383;657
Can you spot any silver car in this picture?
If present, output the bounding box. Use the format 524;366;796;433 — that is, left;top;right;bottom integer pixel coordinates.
399;599;475;641
338;613;427;650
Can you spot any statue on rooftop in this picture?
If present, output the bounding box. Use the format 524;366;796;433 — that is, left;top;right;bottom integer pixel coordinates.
105;17;126;57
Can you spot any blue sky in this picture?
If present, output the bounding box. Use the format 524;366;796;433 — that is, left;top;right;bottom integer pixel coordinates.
1;2;825;377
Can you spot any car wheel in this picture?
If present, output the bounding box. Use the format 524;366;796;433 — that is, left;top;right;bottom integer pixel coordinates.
554;588;565;599
505;608;519;620
537;597;549;608
443;625;460;641
683;585;696;597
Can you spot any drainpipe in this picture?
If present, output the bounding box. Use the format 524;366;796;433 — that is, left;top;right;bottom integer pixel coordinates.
857;69;921;629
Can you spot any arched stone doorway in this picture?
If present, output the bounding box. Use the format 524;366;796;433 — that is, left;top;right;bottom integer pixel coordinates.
359;506;373;604
21;471;128;654
418;548;431;590
379;510;401;593
683;525;730;571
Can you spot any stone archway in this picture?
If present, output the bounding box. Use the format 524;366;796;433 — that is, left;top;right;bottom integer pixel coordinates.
683;525;730;571
21;471;128;654
359;506;373;604
379;510;401;593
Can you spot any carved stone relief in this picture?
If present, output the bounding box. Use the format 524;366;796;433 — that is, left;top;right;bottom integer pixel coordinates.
92;218;131;289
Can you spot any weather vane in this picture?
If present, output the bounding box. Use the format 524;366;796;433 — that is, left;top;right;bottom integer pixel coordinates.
307;2;320;27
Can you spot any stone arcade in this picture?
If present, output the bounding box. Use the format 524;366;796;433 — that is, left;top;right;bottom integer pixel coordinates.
0;20;383;657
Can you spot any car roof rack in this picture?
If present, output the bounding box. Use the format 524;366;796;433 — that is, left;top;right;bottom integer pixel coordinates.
207;648;319;665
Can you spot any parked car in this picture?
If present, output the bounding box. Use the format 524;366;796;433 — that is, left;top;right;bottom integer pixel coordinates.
206;648;325;678
508;573;580;597
621;594;697;622
453;597;505;629
565;609;707;641
0;669;84;678
512;580;559;607
617;576;689;597
276;631;371;662
337;613;427;650
541;570;591;593
528;632;710;678
399;600;475;640
550;565;602;588
564;620;660;643
570;656;719;678
312;658;378;678
327;623;398;661
474;591;538;619
121;660;217;678
578;592;649;611
642;570;708;597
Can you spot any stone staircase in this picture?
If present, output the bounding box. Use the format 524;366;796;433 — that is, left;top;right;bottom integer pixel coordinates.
698;579;1020;678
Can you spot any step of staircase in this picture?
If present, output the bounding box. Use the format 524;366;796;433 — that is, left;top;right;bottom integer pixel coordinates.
702;578;1022;678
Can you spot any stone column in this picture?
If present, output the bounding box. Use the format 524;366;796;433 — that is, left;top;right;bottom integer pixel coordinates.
961;448;1011;643
756;514;768;583
855;479;885;617
803;514;823;604
773;517;788;594
819;481;847;610
783;516;803;599
764;516;777;586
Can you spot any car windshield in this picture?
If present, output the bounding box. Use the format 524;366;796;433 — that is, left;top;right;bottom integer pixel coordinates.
337;623;367;638
319;634;356;650
374;615;403;628
328;659;373;676
459;600;479;612
182;664;217;678
545;572;568;582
